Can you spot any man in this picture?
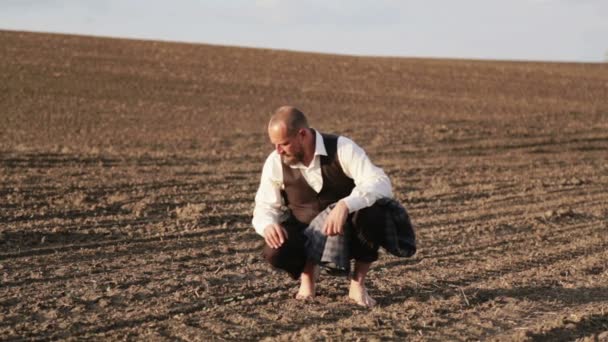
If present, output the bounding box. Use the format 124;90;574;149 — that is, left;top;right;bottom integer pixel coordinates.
252;106;412;308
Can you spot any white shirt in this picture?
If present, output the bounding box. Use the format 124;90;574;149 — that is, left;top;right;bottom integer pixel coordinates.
252;130;393;236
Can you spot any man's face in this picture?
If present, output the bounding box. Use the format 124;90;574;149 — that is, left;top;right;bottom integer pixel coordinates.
268;125;305;166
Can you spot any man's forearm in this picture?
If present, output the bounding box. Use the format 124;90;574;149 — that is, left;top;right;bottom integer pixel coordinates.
252;211;279;236
342;180;393;213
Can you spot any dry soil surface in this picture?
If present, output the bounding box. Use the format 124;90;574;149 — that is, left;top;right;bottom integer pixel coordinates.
1;30;608;341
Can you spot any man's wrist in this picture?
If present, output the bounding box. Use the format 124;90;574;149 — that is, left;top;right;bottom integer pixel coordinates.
337;198;351;214
343;194;375;213
339;198;357;213
253;220;275;236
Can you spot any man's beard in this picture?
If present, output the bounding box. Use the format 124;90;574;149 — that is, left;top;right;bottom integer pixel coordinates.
281;151;304;165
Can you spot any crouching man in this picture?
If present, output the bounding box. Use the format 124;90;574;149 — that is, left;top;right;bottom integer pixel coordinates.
252;106;415;308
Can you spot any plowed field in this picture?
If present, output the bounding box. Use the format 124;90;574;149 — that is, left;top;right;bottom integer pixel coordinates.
1;30;607;341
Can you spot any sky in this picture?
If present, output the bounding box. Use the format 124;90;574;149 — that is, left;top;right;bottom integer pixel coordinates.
1;0;607;62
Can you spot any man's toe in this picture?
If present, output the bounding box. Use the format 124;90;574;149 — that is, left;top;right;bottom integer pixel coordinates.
295;293;314;300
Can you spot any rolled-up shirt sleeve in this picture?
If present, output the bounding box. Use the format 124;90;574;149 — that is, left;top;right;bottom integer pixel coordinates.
337;136;393;213
252;152;284;236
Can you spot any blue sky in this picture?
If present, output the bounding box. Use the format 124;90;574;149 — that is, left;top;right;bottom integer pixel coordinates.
1;0;607;62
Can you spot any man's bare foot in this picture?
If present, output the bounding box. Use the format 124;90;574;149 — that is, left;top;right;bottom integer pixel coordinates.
295;281;315;300
348;281;376;308
295;263;318;300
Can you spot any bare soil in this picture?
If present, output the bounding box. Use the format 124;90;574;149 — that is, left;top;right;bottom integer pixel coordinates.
1;30;607;341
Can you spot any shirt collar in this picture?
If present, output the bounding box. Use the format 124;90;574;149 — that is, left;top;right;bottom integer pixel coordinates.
313;129;327;157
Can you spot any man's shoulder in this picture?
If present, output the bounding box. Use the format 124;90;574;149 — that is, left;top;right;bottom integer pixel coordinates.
320;132;353;142
262;151;284;177
335;135;368;162
317;130;354;142
263;150;281;166
319;131;339;139
319;132;358;146
336;135;360;149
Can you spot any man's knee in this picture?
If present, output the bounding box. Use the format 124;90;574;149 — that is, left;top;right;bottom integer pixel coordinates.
352;203;385;226
351;203;386;247
260;230;308;279
262;244;285;267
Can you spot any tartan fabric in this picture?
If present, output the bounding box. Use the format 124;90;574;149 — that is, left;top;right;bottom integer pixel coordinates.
376;198;417;257
303;203;351;273
303;198;416;274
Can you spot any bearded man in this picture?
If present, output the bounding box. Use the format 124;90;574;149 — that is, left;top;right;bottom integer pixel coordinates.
252;106;415;307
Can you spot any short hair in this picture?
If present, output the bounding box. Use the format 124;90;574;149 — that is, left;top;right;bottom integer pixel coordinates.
270;106;309;136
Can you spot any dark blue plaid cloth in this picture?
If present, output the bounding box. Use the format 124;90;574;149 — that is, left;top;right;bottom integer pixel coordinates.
303;198;416;274
303;203;351;273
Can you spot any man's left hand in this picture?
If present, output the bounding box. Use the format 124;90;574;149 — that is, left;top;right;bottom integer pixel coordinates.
323;201;349;236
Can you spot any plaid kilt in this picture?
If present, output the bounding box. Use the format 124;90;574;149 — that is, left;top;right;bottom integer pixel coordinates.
303;198;416;274
303;203;351;273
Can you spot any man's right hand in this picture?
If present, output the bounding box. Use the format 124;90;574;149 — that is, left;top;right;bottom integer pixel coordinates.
263;224;288;249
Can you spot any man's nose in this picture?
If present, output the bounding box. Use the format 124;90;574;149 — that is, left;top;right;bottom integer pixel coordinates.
275;145;283;154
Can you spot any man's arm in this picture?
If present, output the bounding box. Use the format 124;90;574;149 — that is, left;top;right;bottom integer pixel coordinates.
323;136;392;236
252;153;285;237
337;136;393;212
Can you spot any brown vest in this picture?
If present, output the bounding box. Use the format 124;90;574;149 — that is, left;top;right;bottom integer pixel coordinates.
281;132;355;224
